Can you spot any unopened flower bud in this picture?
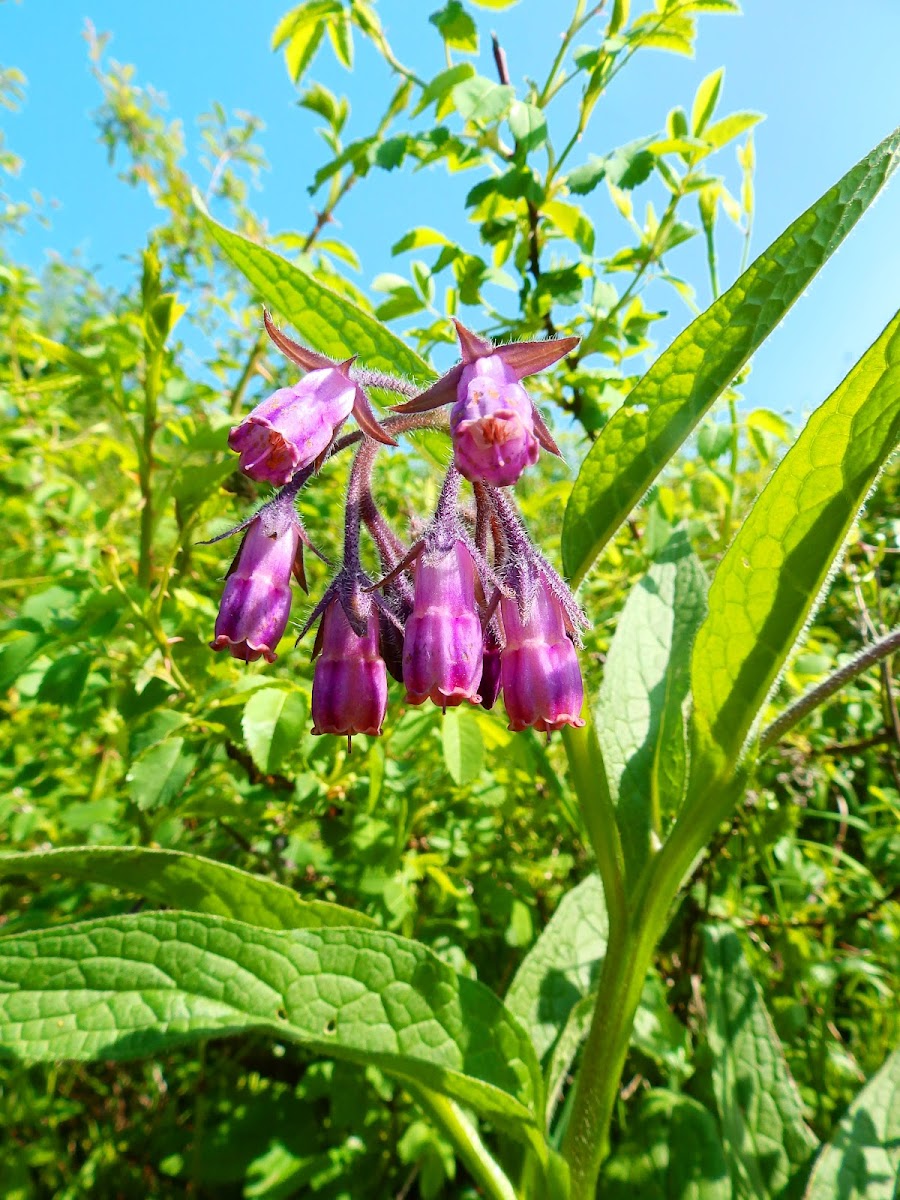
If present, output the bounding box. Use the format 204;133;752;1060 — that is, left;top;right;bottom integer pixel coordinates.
403;540;484;708
312;600;387;737
500;576;585;733
211;507;300;663
479;623;503;711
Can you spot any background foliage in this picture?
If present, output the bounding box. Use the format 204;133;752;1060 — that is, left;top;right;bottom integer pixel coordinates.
1;2;898;1197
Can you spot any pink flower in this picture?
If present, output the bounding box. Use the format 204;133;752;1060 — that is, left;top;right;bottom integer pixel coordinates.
392;320;579;487
403;540;484;708
228;369;357;486
229;313;396;487
450;357;539;487
312;600;387;737
499;576;585;733
210;507;300;663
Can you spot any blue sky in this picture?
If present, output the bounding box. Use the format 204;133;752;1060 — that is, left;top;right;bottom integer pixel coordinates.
4;0;900;420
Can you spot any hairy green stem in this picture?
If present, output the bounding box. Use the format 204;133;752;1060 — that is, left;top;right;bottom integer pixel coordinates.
759;626;900;750
409;1086;517;1200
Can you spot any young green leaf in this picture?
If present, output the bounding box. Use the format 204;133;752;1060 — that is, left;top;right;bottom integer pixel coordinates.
803;1047;900;1200
690;309;900;780
0;913;543;1139
442;707;484;786
691;67;724;136
563;124;900;586
600;1090;730;1200
0;846;372;930
126;737;195;811
195;194;434;382
505;874;607;1064
704;926;819;1199
594;532;707;879
242;687;307;776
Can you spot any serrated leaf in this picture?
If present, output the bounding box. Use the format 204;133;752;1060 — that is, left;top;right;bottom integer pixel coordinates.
506;874;607;1063
690;309;900;779
601;1090;729;1199
703;111;763;150
411;63;475;117
691;67;724;135
452;76;515;124
441;707;483;786
429;0;479;52
126;738;195;811
0;846;371;930
543;200;595;254
804;1047;900;1200
36;652;92;706
241;688;308;776
563;124;900;586
195;195;433;383
704;925;819;1198
595;532;707;878
0;913;543;1140
508;101;547;153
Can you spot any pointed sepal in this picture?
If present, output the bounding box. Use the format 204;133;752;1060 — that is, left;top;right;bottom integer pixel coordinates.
392;364;464;413
263;310;338;372
453;318;494;362
494;335;579;380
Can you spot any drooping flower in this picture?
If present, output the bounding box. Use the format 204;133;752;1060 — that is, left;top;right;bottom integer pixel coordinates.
393;319;579;487
403;539;484;708
309;585;388;738
228;312;395;486
499;573;585;733
210;502;302;663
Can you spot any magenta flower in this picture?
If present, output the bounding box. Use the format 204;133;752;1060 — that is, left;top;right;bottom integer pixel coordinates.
229;313;395;486
451;356;539;487
393;320;578;487
311;599;387;737
499;575;585;733
403;540;484;708
479;624;503;711
210;505;301;663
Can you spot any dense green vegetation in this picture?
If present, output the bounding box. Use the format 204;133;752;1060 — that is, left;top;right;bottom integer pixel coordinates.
1;3;897;1197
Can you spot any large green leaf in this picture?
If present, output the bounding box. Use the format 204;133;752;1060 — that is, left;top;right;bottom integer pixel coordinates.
242;687;308;775
505;874;608;1065
704;926;818;1199
600;1089;730;1200
562;124;900;586
594;531;707;880
804;1047;900;1200
0;846;372;931
690;310;900;779
0;913;543;1140
196;195;434;382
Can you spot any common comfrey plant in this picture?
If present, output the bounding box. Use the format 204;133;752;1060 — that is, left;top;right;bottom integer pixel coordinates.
3;102;900;1200
212;315;584;745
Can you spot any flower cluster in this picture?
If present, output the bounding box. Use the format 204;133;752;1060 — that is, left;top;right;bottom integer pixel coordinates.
211;314;585;743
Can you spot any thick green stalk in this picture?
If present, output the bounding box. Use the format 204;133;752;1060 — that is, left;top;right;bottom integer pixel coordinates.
409;1086;517;1200
137;347;161;590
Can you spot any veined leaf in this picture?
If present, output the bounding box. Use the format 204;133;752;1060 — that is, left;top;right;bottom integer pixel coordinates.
595;531;707;879
506;874;607;1064
442;707;483;786
690;310;900;779
0;913;543;1139
691;67;724;136
600;1090;730;1200
704;925;818;1198
242;687;307;775
195;195;433;382
0;846;372;930
804;1047;900;1200
563;124;900;586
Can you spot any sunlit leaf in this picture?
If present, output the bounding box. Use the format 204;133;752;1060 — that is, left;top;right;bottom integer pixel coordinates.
690;309;900;778
563;124;900;586
0;913;544;1140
